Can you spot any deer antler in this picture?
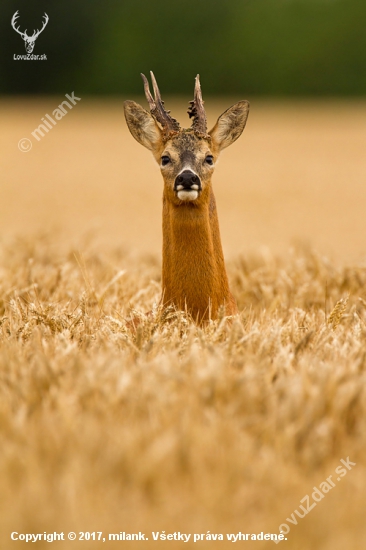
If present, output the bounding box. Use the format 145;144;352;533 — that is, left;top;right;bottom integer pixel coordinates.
187;75;208;138
11;11;27;39
141;71;180;138
32;13;49;40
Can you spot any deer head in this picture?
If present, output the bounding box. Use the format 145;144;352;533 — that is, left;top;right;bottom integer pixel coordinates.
124;72;250;208
11;11;49;54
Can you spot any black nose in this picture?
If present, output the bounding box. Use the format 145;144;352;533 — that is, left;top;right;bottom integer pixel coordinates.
174;170;201;190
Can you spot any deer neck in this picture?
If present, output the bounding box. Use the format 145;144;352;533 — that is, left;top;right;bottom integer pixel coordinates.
162;186;236;322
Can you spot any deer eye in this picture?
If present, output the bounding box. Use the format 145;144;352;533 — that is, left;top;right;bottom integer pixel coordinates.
205;155;214;165
161;156;171;166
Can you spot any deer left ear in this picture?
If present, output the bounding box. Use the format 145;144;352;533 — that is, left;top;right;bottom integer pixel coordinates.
209;100;250;151
124;100;162;151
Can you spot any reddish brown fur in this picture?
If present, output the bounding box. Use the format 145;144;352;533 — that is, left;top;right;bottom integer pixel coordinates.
124;77;249;324
161;157;236;323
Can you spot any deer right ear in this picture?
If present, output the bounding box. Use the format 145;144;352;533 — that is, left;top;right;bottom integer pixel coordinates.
209;100;250;152
124;100;162;151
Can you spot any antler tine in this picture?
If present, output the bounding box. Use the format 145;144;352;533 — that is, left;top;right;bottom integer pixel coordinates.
150;71;163;106
11;11;26;38
141;73;155;112
140;72;180;137
187;74;208;137
11;10;19;26
33;13;49;40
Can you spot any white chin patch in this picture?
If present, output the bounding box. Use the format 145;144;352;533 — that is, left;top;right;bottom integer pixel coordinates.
177;190;199;201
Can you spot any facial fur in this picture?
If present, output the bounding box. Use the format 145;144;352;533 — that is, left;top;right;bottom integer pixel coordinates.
154;131;215;205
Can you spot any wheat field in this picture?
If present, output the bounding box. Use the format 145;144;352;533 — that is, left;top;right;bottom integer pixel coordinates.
0;99;366;548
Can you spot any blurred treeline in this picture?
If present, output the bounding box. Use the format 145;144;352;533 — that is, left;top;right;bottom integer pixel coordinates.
1;0;366;96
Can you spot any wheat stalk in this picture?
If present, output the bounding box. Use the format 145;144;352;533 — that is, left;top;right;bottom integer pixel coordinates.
327;294;349;329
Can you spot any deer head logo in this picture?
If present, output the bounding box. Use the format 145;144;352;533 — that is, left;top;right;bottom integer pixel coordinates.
11;11;49;54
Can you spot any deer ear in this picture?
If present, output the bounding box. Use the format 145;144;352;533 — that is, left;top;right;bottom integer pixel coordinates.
209;100;250;151
124;100;162;151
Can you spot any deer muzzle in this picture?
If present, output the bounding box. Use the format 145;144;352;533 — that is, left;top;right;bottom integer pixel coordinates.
174;170;201;201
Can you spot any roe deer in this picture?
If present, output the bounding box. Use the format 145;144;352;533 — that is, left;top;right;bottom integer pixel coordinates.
124;72;249;323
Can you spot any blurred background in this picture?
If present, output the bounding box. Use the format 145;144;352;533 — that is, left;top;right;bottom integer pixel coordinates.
1;0;366;96
1;0;366;262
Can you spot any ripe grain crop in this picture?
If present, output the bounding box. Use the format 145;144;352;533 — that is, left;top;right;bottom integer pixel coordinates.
0;235;365;549
2;99;366;547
